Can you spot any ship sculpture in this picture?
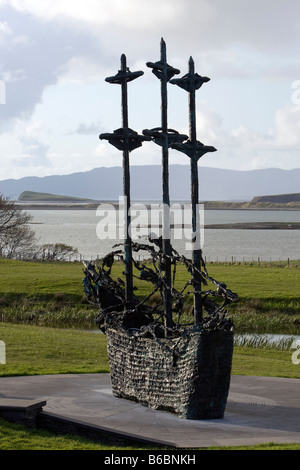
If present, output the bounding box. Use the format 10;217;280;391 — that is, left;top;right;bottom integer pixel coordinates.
83;39;238;420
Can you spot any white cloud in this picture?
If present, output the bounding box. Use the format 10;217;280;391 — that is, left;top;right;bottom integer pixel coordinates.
6;0;300;60
269;103;300;149
196;102;224;143
233;103;300;153
72;122;102;135
8;0;183;27
0;0;300;181
0;20;12;34
57;56;109;85
0;5;104;124
191;100;300;170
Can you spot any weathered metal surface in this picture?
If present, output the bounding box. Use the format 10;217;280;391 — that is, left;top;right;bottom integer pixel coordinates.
89;40;239;420
83;241;238;334
170;57;216;324
99;54;150;303
83;240;237;419
107;326;234;419
143;38;186;336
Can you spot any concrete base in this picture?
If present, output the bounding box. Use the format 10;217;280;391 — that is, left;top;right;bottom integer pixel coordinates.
0;398;46;427
0;374;299;448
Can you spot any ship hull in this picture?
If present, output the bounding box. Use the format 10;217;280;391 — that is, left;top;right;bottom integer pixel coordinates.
106;326;234;420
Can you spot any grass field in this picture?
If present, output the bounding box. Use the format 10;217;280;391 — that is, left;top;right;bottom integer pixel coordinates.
0;257;299;450
0;322;299;378
0;257;299;332
0;322;299;451
1;257;299;303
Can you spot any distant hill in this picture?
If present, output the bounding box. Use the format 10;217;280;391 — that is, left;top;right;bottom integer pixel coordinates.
1;165;299;202
18;191;96;203
252;193;300;204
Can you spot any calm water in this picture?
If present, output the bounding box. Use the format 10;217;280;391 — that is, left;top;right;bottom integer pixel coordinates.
28;208;300;261
235;333;300;349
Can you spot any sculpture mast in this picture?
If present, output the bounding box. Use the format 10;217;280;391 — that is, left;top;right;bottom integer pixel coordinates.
171;57;216;323
100;55;149;303
144;39;186;335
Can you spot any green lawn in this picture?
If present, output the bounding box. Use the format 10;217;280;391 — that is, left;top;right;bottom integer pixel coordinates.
0;322;299;451
1;257;299;303
0;417;152;450
0;257;83;298
0;257;299;331
0;257;299;450
0;322;299;379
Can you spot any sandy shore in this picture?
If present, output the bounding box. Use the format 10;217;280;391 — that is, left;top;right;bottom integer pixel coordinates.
205;222;300;230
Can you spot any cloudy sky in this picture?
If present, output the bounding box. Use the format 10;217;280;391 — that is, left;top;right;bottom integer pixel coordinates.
0;0;300;181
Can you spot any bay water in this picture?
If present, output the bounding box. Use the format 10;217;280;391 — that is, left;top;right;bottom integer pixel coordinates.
27;207;300;262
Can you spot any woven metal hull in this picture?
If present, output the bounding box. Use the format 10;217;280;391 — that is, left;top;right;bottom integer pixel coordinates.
106;326;234;420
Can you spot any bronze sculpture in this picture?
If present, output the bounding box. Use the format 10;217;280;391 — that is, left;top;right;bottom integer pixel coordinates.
83;39;238;419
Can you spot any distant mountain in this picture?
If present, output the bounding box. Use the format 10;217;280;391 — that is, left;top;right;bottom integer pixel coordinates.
18;191;96;203
1;165;299;202
252;193;300;203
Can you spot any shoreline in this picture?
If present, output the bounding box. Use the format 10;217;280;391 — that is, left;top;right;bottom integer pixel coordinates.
205;222;300;230
140;222;300;230
17;201;300;211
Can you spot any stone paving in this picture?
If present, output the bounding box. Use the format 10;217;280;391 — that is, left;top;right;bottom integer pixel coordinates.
0;373;299;448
